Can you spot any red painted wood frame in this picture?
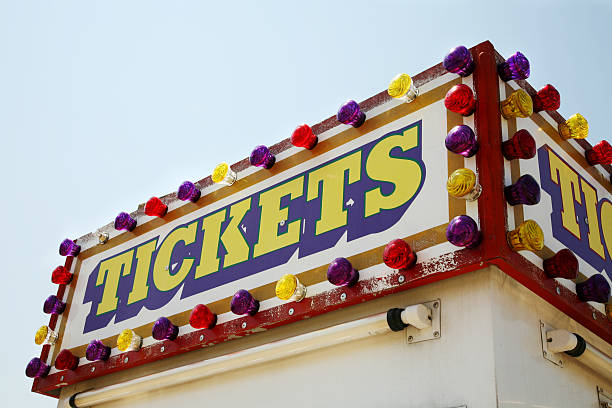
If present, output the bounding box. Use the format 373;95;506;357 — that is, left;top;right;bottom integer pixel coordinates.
32;41;612;398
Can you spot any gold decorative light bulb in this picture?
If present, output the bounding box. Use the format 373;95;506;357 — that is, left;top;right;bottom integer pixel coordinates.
446;168;482;201
275;274;307;302
117;329;142;352
507;219;544;252
500;89;533;119
558;113;588;140
387;73;419;103
212;163;237;186
34;326;58;346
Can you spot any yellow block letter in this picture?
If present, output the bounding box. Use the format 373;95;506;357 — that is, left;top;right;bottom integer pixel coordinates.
221;198;252;267
548;149;582;238
581;180;606;259
95;250;134;315
153;221;198;292
127;239;157;305
194;210;226;279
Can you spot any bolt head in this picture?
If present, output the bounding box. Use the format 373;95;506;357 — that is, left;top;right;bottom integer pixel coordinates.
160;346;165;353
340;293;347;301
199;335;204;341
407;336;413;342
241;322;247;329
124;357;129;363
434;331;440;337
91;366;95;372
289;308;294;315
398;275;405;283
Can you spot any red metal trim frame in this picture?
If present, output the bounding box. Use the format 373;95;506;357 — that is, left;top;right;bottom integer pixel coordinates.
32;250;485;396
31;40;611;397
472;42;612;344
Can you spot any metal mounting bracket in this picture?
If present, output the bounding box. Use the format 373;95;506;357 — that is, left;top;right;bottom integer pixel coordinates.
406;299;441;344
540;320;564;367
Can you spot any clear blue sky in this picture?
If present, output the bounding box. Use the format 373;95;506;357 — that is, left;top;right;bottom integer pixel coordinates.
1;1;610;406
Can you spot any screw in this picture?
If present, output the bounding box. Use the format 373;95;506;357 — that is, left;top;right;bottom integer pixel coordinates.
543;351;547;356
593;312;597;320
199;335;204;341
434;331;440;337
279;220;285;226
60;376;64;381
90;367;95;372
124;357;129;363
556;287;561;295
241;322;247;329
289;308;294;315
340;293;347;301
433;302;439;309
408;336;413;342
398;275;405;283
160;346;165;353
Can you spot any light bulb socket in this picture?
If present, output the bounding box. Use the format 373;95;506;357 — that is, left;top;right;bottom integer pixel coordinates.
500;89;533;119
497;52;530;81
504;174;541;206
445;125;478;157
502;129;536;160
337;100;366;128
250;146;276;169
507;220;544;252
443;45;475;77
114;212;137;232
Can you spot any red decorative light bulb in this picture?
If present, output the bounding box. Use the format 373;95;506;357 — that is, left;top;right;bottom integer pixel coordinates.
533;84;560;112
502;129;536;160
383;239;417;270
444;84;476;116
543;249;578;279
585;141;612;166
145;197;168;217
291;124;317;149
55;349;79;370
51;265;73;285
189;304;217;329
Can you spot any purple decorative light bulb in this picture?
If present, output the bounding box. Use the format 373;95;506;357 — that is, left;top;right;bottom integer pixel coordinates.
250;145;276;169
152;317;179;340
445;125;478;157
177;181;201;203
327;257;359;287
504;175;541;206
498;52;530;81
59;239;80;257
443;45;474;77
576;274;611;303
337;100;366;128
446;215;481;248
85;340;111;361
230;289;259;316
43;295;66;315
114;212;137;232
25;358;50;378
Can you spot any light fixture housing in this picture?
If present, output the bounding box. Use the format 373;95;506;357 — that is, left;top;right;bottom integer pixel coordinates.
446;215;481;248
502;129;536;160
43;295;66;315
500;89;533;119
337;100;366;128
444;84;477;116
576;274;611;303
25;358;50;378
51;265;73;285
117;329;142;352
35;325;58;346
275;274;307;302
59;239;80;257
446;168;482;201
327;257;359;287
543;249;578;279
387;73;419;103
498;52;530;81
230;289;260;316
558;113;588;140
507;220;544;252
177;181;201;202
585;141;612;165
189;304;217;329
145;197;168;217
443;45;474;77
291;124;318;149
212;163;237;186
152;317;179;341
114;212;137;232
250;146;276;169
504;174;541;206
533;84;560;112
85;340;111;361
383;239;417;270
55;349;79;370
445;125;478;157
